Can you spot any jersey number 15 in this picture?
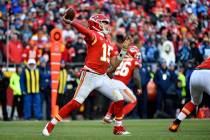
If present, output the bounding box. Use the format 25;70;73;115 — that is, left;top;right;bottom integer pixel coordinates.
100;43;113;63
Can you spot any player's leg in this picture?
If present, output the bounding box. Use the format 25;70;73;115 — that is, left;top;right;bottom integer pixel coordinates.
169;70;203;132
97;76;130;135
103;79;120;124
42;71;97;136
103;80;137;123
121;87;137;116
103;102;115;124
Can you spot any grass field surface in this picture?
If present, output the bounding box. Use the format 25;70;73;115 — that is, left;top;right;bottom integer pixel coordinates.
0;119;209;140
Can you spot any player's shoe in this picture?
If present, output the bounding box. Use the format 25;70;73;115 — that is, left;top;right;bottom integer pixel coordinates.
102;117;113;124
113;126;131;135
42;122;55;136
169;119;181;132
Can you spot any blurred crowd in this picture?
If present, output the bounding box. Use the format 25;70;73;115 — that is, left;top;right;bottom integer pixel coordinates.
0;0;210;120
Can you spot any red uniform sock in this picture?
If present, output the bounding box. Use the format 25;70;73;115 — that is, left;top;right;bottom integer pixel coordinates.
177;101;196;121
123;101;137;115
113;100;124;121
181;101;196;115
57;99;81;120
106;102;115;116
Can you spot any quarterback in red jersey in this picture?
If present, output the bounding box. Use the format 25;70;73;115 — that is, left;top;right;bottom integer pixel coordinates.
103;45;142;124
42;8;131;136
169;57;210;132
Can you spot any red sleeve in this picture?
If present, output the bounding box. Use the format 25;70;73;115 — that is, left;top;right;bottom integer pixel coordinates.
134;59;142;68
110;45;119;58
71;20;94;41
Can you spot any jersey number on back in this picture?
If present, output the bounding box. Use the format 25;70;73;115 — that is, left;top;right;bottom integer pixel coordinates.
100;43;113;63
115;61;131;77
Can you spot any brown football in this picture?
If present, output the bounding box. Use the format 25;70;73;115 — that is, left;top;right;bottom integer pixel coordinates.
64;8;76;21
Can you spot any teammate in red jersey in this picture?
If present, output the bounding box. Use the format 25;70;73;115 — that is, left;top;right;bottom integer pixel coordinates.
103;45;142;124
42;8;132;136
169;57;210;132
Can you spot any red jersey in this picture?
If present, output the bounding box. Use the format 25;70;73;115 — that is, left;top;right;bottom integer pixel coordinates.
84;31;118;74
113;56;140;85
196;57;210;69
22;46;42;63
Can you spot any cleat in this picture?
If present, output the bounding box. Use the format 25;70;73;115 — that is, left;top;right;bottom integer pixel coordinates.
42;122;55;136
102;117;113;124
169;120;181;132
113;126;131;135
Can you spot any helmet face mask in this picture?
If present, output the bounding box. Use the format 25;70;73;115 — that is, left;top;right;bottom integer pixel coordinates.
88;14;110;35
134;52;141;59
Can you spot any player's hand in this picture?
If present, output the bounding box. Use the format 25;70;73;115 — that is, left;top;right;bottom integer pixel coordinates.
137;89;142;96
122;36;132;51
63;8;76;24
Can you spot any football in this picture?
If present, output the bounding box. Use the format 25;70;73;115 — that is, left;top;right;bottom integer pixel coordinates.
64;8;76;21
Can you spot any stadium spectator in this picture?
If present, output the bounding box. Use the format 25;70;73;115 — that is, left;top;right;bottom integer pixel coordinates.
154;59;172;118
22;39;42;63
188;39;203;66
61;38;76;63
20;59;42;120
137;65;151;118
116;13;131;31
6;33;23;64
199;37;210;59
31;28;48;49
56;60;68;109
62;24;76;42
21;23;33;44
9;66;23;120
159;40;176;66
0;1;6;15
71;35;86;62
177;66;187;108
165;62;179;118
142;38;159;63
39;57;51;120
176;39;191;65
0;65;9;121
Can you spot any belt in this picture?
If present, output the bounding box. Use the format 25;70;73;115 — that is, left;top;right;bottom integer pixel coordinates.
82;69;101;75
195;68;210;70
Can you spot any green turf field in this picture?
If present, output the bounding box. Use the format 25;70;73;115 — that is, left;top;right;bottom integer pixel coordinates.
0;119;209;140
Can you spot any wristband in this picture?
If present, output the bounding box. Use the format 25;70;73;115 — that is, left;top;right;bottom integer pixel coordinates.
117;49;127;60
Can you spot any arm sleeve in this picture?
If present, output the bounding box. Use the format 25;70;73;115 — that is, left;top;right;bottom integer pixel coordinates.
71;21;95;41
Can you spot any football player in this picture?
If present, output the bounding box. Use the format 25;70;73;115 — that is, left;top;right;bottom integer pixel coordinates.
169;57;210;132
103;45;142;124
42;8;131;136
